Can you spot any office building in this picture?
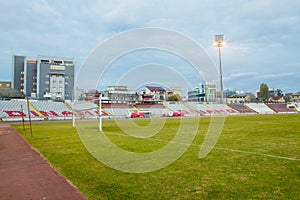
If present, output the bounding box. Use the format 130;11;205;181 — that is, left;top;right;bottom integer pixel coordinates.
187;82;216;102
12;55;75;100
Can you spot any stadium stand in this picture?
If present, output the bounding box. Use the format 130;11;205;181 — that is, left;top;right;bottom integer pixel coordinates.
183;102;209;115
266;103;296;114
71;101;103;118
246;103;275;114
1;99;299;121
296;104;300;112
72;101;97;111
135;104;167;117
227;104;256;114
294;104;300;112
29;100;73;119
0;100;43;121
163;102;196;116
205;104;237;115
102;103;133;118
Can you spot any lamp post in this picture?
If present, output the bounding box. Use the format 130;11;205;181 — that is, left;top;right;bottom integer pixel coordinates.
214;34;224;103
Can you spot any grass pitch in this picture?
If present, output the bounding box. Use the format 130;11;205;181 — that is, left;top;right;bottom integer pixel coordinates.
13;114;300;199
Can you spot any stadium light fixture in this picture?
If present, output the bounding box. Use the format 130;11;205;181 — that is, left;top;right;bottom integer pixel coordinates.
214;34;224;103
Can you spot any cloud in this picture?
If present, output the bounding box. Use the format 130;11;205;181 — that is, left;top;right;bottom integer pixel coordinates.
255;72;297;79
223;73;258;81
0;0;300;93
224;72;297;81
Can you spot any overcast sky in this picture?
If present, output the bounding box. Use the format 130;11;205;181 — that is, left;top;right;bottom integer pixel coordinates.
1;0;299;94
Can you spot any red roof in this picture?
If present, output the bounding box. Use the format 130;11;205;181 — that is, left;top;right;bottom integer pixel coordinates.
86;89;101;94
146;86;165;91
84;96;99;101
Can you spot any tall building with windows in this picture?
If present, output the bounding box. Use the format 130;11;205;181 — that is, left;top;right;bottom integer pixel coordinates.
187;82;216;102
12;55;75;100
187;85;205;102
12;55;26;94
204;82;216;102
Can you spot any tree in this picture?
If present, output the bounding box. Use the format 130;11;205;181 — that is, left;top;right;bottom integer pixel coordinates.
260;83;269;101
283;95;291;103
167;94;182;101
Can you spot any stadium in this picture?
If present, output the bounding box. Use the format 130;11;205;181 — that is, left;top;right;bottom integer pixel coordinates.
0;23;299;200
1;1;300;199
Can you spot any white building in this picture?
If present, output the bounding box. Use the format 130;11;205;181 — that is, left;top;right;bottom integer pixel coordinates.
143;86;166;102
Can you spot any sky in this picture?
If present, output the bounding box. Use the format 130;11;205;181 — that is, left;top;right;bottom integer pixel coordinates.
1;0;300;94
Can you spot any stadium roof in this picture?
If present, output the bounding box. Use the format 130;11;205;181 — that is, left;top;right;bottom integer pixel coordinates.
146;86;165;91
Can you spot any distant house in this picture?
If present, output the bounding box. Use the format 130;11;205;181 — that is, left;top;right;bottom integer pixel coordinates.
103;86;137;104
257;88;283;99
84;89;101;101
0;81;24;99
291;92;300;102
144;86;166;101
269;96;285;103
166;88;182;101
140;93;154;102
0;81;11;89
227;94;247;104
0;88;24;99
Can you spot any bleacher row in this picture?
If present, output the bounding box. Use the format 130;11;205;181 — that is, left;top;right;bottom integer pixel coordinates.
0;100;298;121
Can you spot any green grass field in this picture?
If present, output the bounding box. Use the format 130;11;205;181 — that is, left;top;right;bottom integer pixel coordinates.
13;114;300;199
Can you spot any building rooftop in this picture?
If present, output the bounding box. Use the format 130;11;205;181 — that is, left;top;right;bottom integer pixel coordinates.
146;86;165;91
86;89;101;94
229;94;247;98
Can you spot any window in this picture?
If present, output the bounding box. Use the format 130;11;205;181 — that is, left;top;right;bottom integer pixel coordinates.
45;74;50;78
65;82;68;85
52;87;56;91
59;87;62;91
41;59;49;63
45;81;49;84
21;71;24;74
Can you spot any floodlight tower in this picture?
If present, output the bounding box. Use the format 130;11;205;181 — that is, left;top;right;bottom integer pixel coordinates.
214;34;224;103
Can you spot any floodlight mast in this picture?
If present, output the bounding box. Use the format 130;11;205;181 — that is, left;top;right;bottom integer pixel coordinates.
214;34;224;103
